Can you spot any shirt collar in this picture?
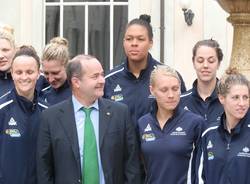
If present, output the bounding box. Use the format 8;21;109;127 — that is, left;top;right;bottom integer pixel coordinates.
72;95;99;113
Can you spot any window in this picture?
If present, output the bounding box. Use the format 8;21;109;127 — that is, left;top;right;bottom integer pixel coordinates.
45;0;128;72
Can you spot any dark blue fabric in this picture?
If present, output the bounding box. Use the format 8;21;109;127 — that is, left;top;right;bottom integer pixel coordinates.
104;53;186;124
40;80;71;106
197;110;250;184
0;71;13;98
179;79;223;125
137;101;204;184
0;89;48;184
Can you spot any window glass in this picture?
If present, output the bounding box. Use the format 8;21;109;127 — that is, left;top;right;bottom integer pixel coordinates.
63;0;109;2
88;6;110;72
46;0;60;2
45;6;60;43
113;5;127;67
63;6;85;58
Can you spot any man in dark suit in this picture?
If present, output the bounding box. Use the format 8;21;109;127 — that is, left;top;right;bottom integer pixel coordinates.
37;54;142;184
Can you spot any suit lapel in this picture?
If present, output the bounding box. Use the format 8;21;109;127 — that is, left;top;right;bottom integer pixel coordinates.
98;98;112;148
58;98;81;170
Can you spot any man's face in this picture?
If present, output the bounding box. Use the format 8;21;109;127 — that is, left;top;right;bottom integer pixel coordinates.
0;38;15;72
76;59;105;102
42;59;67;89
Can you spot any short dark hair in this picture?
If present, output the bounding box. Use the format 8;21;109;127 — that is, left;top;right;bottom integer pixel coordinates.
66;54;96;87
125;14;153;41
12;45;40;68
192;39;223;63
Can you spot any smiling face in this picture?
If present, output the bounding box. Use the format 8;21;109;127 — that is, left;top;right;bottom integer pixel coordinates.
11;55;40;99
72;58;105;105
193;45;220;84
42;59;67;89
150;72;181;112
0;38;15;72
123;24;153;63
219;84;249;124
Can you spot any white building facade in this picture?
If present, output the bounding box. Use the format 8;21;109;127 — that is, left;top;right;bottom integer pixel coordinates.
0;0;233;88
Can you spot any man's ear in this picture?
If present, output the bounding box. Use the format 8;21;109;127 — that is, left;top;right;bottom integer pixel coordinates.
71;77;80;89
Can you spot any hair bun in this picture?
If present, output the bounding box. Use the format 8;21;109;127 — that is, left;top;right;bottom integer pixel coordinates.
225;67;239;75
50;37;68;47
139;14;151;24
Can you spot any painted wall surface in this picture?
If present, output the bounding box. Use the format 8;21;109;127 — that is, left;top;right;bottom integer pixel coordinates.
0;0;233;89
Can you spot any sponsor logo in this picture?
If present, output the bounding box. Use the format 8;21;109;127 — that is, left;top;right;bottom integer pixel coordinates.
5;129;21;137
142;133;156;142
216;116;221;121
237;147;250;158
207;140;213;149
170;127;186;136
8;117;17;126
148;94;155;99
114;84;122;92
144;124;152;132
208;152;214;160
111;94;123;102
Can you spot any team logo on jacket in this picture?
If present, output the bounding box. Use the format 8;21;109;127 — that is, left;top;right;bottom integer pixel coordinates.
144;124;152;132
114;84;122;92
208;151;214;160
207;140;213;149
184;106;189;111
237;147;250;158
142;133;156;142
5;129;21;137
8;117;17;126
111;94;123;102
248;124;250;128
170;127;186;136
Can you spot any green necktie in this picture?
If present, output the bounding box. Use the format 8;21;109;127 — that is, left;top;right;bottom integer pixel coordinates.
82;107;99;184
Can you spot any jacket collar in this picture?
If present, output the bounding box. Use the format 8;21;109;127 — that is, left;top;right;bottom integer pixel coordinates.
12;88;38;114
0;71;12;80
150;100;183;129
123;53;158;79
218;110;250;136
52;80;70;92
191;79;219;101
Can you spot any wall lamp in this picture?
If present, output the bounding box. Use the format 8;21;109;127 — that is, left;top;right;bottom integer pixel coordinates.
179;0;194;26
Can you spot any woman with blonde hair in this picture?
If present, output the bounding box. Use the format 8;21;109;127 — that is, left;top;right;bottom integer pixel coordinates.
137;65;204;183
0;29;15;97
197;68;250;184
40;36;71;105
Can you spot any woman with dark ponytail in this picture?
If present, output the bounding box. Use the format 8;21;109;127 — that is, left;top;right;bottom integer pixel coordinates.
197;68;250;184
104;14;186;124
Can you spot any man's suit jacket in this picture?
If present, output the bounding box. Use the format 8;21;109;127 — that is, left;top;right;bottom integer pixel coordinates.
37;97;141;184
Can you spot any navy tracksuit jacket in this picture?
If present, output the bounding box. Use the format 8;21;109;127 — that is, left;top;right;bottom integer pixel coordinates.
0;89;48;184
104;53;186;124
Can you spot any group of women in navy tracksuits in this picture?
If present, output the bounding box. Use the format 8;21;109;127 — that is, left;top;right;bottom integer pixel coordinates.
105;14;250;184
1;14;250;184
0;29;71;184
